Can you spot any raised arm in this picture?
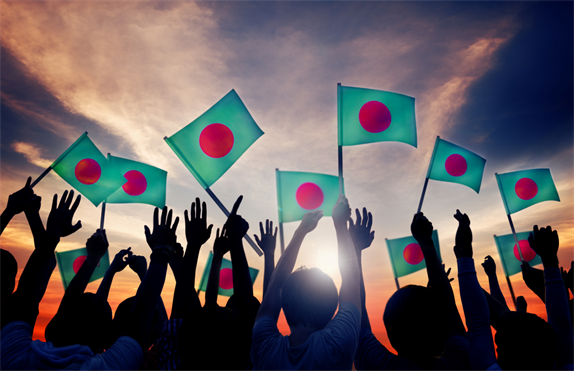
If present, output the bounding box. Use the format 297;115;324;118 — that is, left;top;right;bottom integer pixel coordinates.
521;260;546;303
254;220;278;298
171;198;212;319
349;208;375;331
481;255;509;310
454;210;497;370
205;228;229;306
1;177;34;235
412;212;466;337
256;210;323;322
528;225;573;368
96;248;133;301
225;196;253;300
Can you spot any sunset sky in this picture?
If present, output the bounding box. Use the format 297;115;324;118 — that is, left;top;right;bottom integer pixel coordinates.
1;1;572;349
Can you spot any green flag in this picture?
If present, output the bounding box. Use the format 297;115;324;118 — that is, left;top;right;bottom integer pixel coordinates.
276;170;342;223
494;232;542;277
386;230;441;279
197;252;259;297
55;248;110;290
51;133;125;206
338;85;416;147
105;155;167;208
427;137;486;193
165;90;264;189
495;169;560;214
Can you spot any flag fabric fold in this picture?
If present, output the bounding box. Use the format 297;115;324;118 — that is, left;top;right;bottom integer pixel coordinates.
276;170;342;223
106;155;167;208
165;90;264;189
494;232;543;277
338;85;417;148
197;252;259;297
495;169;560;214
427;137;486;193
51;133;125;206
55;248;110;290
386;230;441;279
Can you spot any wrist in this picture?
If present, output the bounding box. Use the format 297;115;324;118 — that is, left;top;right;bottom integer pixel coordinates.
541;256;559;268
38;231;61;251
85;255;102;266
333;219;347;230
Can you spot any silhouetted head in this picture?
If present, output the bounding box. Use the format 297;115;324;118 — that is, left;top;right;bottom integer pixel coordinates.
45;293;112;353
1;249;17;303
495;311;557;370
111;296;158;348
383;285;447;361
281;267;338;330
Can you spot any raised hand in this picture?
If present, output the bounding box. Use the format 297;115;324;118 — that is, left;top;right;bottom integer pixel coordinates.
528;225;559;268
297;210;323;234
453;210;473;259
224;196;249;241
254;220;277;256
332;194;350;227
5;177;35;216
349;207;375;252
213;228;230;257
184;198;213;248
482;255;497;276
144;206;179;256
411;212;433;243
129;255;148;280
169;242;184;280
86;229;109;264
110;247;133;273
521;260;546;302
46;190;82;238
516;296;528;313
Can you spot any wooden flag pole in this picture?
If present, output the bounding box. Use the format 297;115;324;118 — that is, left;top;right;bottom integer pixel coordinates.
506;214;524;261
100;201;106;230
204;187;263;256
417;178;429;214
30;167;53;189
417;136;440;213
505;275;517;310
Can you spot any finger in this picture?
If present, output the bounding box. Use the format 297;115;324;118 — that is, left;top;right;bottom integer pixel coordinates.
101;229;108;244
206;224;213;239
366;212;373;230
533;225;539;234
161;206;167;226
348;217;355;228
362;207;368;227
153;208;159;230
65;190;75;209
166;209;173;227
52;194;58;211
201;201;207;221
449;278;454;282
274;226;278;238
184;209;189;225
70;194;81;214
59;190;69;208
254;234;260;245
70;221;82;234
193;198;199;219
446;267;452;276
355;209;362;226
370;231;375;241
25;177;31;188
172;216;180;232
144;225;151;240
269;221;274;234
216;228;220;239
266;219;270;234
230;195;243;216
191;201;196;221
259;222;265;237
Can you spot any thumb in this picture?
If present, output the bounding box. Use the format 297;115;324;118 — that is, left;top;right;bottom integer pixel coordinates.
71;221;82;234
144;225;151;240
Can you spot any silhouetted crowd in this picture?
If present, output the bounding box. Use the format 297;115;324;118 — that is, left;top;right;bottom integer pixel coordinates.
1;177;573;370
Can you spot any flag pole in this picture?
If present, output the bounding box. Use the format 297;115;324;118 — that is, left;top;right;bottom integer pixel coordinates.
30;166;53;188
417;136;440;213
506;214;524;261
505;275;517;310
417;178;429;214
385;238;400;291
337;83;344;194
204;187;263;257
276;169;285;254
100;201;106;230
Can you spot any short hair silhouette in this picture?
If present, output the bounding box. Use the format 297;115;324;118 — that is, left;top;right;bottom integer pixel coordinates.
281;267;338;329
383;285;447;360
1;249;17;300
495;311;557;370
45;293;112;353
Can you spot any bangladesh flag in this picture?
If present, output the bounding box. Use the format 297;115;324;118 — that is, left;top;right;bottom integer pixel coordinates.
385;230;441;279
495;169;560;214
105;155;167;208
276;170;342;223
55;248;110;290
165;90;264;189
494;232;543;277
51;133;125;206
197;252;259;297
427;137;486;193
338;85;416;148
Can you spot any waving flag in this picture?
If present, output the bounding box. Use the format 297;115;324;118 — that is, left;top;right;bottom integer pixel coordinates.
494;232;543;277
338;85;416;148
165;90;264;189
55;248;110;290
51;133;125;206
197;252;259;297
105;155;167;208
427;137;486;193
386;230;441;278
495;169;560;214
276;170;342;223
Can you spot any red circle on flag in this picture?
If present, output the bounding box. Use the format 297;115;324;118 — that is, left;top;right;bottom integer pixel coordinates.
199;123;234;158
219;268;234;290
296;182;324;210
73;255;87;274
445;154;467;177
513;239;536;262
403;243;424;265
515;178;538;200
122;170;147;196
75;159;101;185
359;101;392;133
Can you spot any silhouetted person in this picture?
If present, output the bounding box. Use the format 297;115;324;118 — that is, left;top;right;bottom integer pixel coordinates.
251;195;362;370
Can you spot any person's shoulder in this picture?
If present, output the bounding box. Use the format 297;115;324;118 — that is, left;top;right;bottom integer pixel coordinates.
82;336;143;370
